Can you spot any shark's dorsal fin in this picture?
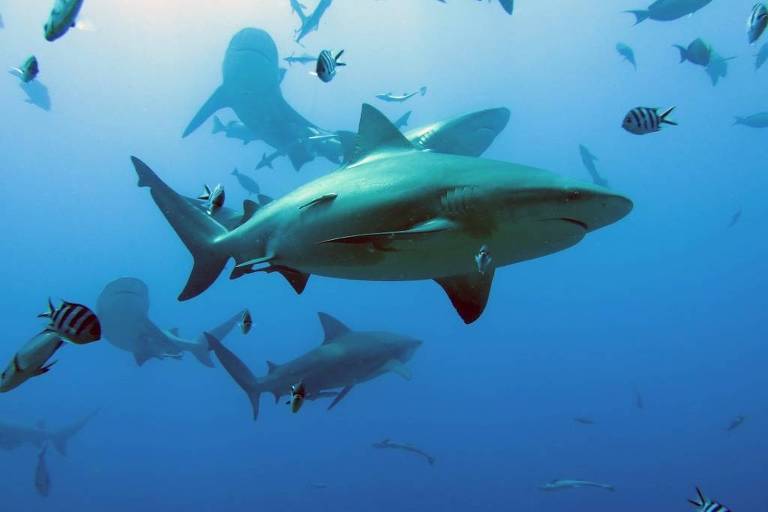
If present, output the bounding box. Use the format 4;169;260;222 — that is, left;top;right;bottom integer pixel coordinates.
350;104;414;164
266;360;279;374
168;327;179;337
318;312;351;343
258;194;274;206
435;268;495;324
241;199;259;225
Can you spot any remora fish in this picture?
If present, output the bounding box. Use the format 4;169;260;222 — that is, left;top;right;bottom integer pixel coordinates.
35;445;51;497
733;112;768;127
0;331;63;392
294;0;333;43
372;439;435;466
0;412;97;455
44;0;84;41
376;87;427;103
182;28;338;171
616;43;637;69
284;52;316;66
626;0;713;24
539;479;615;492
9;56;39;83
96;277;243;367
206;312;421;420
578;145;608;188
211;116;257;145
132;104;631;324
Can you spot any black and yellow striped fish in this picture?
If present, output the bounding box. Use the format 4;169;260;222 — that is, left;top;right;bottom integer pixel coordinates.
38;299;101;345
688;486;732;512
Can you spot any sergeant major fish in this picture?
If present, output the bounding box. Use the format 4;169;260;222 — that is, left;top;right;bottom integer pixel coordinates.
622;106;677;135
748;3;768;44
44;0;84;41
9;56;39;83
38;299;101;344
198;184;225;215
688;487;732;512
315;50;345;83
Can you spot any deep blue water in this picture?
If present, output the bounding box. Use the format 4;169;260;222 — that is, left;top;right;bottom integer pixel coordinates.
1;0;767;510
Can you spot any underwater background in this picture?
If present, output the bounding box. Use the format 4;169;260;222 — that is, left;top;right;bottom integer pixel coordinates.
1;0;767;510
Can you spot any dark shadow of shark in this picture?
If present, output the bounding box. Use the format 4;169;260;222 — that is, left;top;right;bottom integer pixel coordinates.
0;410;98;456
182;28;340;171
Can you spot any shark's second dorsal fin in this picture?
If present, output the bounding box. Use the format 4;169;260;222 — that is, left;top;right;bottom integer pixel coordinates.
240;199;259;225
168;327;180;337
266;360;279;374
350;104;414;165
318;312;351;343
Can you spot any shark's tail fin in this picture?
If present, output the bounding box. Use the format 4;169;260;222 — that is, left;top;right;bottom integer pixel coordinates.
419;86;427;96
51;409;99;456
625;9;649;25
131;157;230;301
205;333;263;420
674;45;688;63
212;115;226;134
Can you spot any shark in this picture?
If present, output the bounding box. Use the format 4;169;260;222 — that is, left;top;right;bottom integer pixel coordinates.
181;28;339;171
626;0;712;24
0;411;97;456
293;0;334;43
96;277;242;367
539;479;615;492
131;103;631;324
206;312;421;420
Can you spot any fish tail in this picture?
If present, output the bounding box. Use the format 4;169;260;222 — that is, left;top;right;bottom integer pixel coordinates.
131;157;230;301
659;107;677;126
212;116;225;134
625;9;649;25
673;45;688;63
419;86;427;96
37;298;55;319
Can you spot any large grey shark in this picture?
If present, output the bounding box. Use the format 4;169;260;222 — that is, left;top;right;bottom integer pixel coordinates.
293;0;333;43
181;28;339;171
0;411;97;456
206;312;421;420
131;104;631;324
96;277;242;367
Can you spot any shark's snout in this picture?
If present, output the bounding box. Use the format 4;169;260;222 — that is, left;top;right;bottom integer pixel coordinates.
559;185;633;232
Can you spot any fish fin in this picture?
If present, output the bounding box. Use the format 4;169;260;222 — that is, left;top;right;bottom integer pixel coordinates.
212;116;225;134
182;86;228;138
434;268;495;324
318;312;352;343
266;360;280;374
37;298;55;319
206;333;262;421
688;500;701;507
34;360;57;376
625;9;649;25
696;487;706;505
349;104;414;164
8;67;22;79
659;107;677;125
240;199;260;225
419;86;427;96
278;68;287;83
131;157;230;300
327;385;354;410
299;193;337;210
258;194;274;206
319;218;456;245
230;253;275;280
383;359;412;380
334;50;345;61
257;265;310;294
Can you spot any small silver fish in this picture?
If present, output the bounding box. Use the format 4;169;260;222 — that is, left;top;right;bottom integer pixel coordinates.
198;184;225;215
475;245;493;275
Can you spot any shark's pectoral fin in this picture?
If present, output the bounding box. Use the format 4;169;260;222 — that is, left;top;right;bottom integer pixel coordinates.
328;385;354;410
182;86;228;138
435;268;495;324
320;218;457;245
133;351;152;366
34;360;57;376
383;360;412;380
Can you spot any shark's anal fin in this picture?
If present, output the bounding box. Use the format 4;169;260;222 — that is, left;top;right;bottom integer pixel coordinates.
320;218;456;245
318;312;351;343
435;268;495;324
299;193;337;210
327;385;354;410
182;86;228;138
383;359;412;380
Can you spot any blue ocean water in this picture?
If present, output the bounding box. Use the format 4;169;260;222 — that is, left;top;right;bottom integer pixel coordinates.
1;0;767;510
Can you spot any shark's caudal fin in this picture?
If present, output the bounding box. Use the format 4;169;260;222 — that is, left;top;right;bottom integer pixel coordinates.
625;9;649;25
131;157;230;300
212;115;226;134
182;86;228;138
205;333;263;420
50;410;99;456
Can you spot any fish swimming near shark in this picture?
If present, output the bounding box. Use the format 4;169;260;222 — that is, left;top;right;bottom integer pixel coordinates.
578;145;608;188
206;312;421;420
294;0;334;43
539;479;615;492
231;169;260;196
132;103;631;324
0;331;64;393
283;52;316;66
96;277;242;367
9;56;39;83
35;445;51;497
376;87;427;103
0;412;97;456
705;51;735;86
626;0;712;24
688;486;732;512
372;439;435;466
211;116;257;145
182;28;338;171
616;43;636;70
675;38;712;66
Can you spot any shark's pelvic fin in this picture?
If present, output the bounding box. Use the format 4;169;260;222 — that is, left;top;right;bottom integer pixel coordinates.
383;359;412;380
434;268;496;324
327;384;354;410
182;86;229;138
260;265;310;294
318;312;351;343
266;360;280;374
319;218;456;245
205;333;262;421
131;157;230;301
349;104;414;164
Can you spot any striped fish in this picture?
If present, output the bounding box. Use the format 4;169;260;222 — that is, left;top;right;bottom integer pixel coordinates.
622;106;677;135
688;487;732;512
315;50;345;83
198;183;225;215
748;3;768;44
38;299;101;344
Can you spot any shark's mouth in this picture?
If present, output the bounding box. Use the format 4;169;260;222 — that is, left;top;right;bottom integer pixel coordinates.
558;217;589;231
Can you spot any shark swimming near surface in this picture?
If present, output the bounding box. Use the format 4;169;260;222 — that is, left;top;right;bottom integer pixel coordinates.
0;411;97;456
206;312;421;420
131;103;631;324
181;28;340;171
96;277;243;367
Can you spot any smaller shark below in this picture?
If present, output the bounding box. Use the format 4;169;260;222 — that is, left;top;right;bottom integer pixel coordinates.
0;411;97;456
96;277;243;367
207;312;421;421
539;479;615;492
372;439;435;466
